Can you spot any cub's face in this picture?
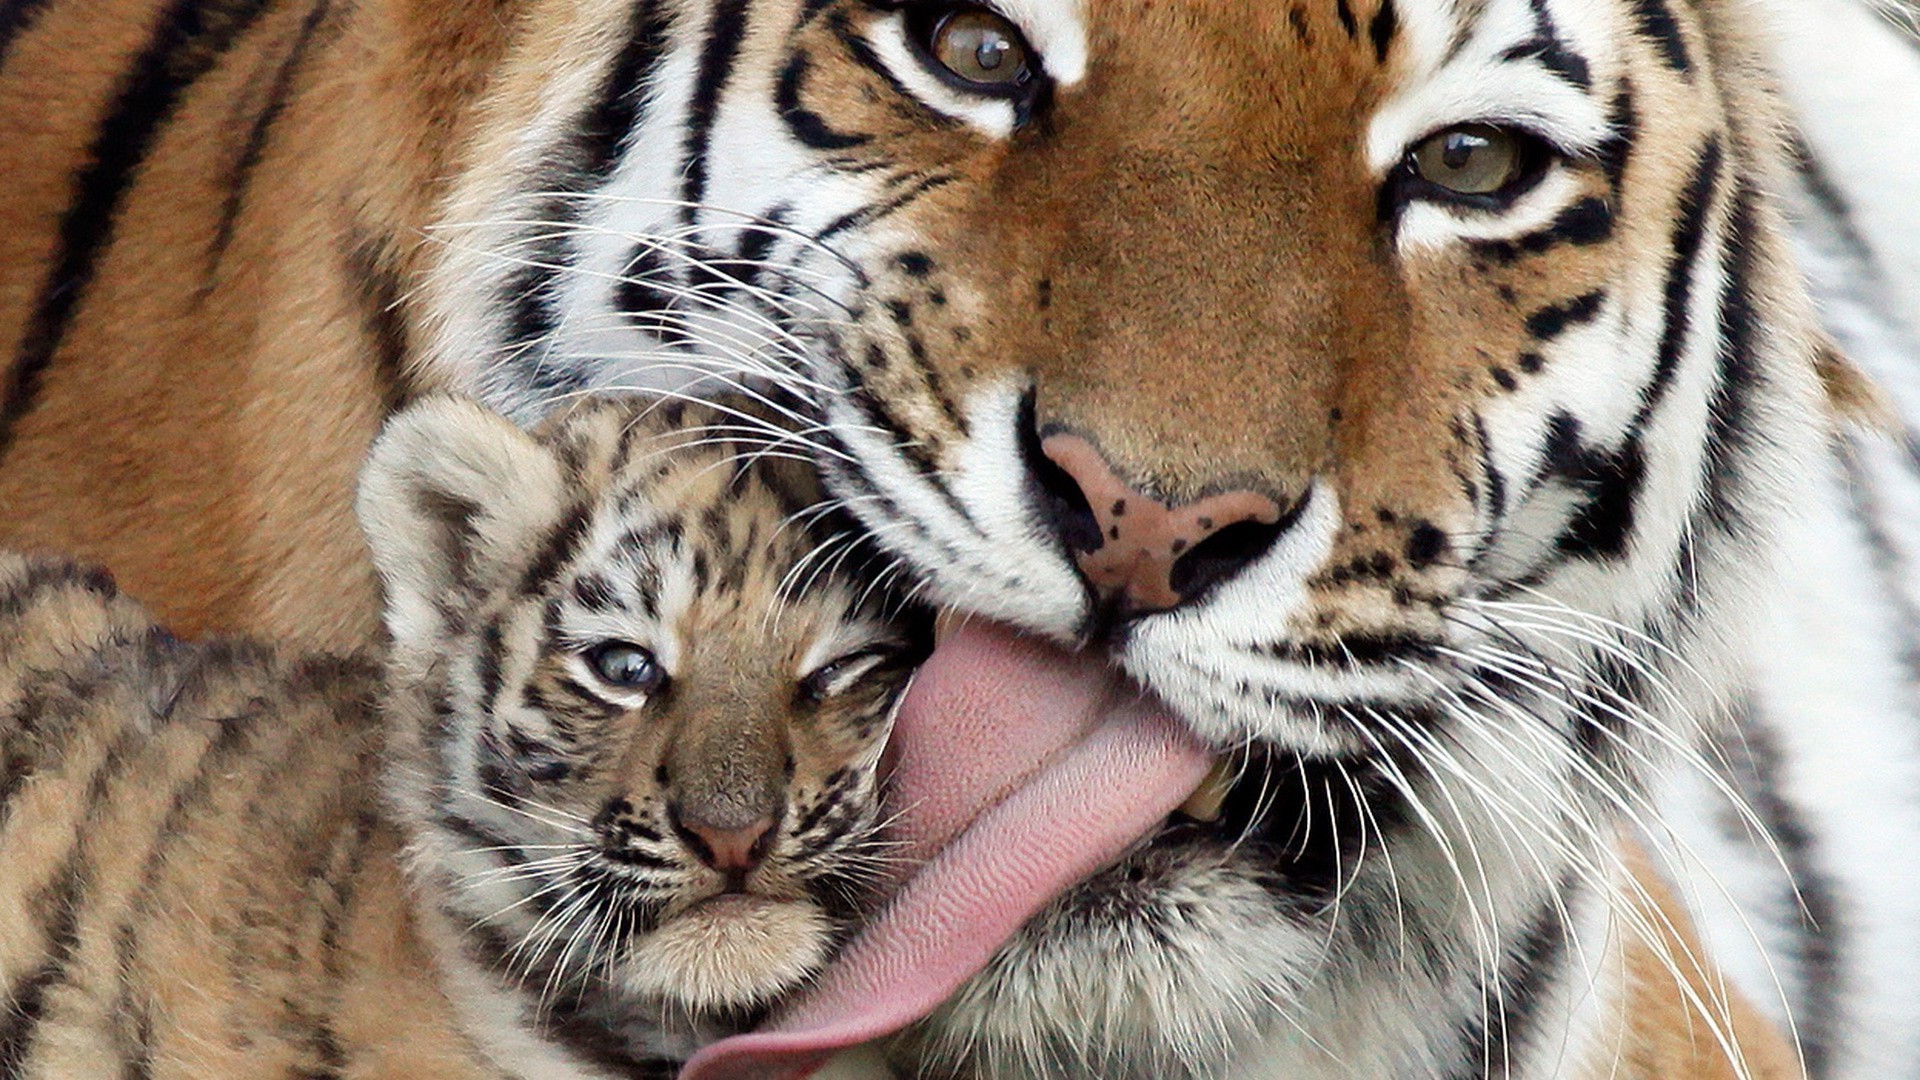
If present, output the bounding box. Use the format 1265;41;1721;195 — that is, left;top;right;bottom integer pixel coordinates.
360;397;927;1016
422;0;1823;1074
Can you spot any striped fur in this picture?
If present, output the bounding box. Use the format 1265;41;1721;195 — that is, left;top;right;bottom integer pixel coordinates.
0;396;926;1077
2;0;1918;1077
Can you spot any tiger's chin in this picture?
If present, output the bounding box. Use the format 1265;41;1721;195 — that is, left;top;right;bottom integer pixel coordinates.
895;835;1318;1080
616;896;833;1013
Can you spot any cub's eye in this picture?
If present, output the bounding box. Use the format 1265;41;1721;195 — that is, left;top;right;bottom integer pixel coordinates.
1402;124;1550;205
912;6;1036;92
799;648;894;703
584;641;665;694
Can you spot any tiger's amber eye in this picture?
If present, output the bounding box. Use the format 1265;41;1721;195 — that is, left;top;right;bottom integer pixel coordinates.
931;9;1032;87
1410;124;1523;196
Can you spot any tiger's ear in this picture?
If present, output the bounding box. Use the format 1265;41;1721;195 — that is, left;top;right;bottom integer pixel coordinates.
357;395;570;649
1815;334;1895;429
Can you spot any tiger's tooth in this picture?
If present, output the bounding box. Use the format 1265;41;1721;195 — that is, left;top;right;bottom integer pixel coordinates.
934;608;965;645
1177;757;1236;823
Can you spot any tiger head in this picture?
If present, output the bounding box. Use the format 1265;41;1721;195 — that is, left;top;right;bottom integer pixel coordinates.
356;396;927;1033
419;0;1841;1075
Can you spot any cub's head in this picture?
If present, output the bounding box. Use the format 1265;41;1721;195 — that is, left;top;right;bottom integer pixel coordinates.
357;395;927;1020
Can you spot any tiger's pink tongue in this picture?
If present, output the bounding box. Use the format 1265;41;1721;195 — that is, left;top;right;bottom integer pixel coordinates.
677;622;1211;1080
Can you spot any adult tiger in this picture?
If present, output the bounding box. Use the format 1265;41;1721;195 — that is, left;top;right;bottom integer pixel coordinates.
2;1;1919;1080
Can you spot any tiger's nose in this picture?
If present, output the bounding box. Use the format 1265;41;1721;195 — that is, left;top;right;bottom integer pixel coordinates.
1039;433;1287;614
672;808;777;877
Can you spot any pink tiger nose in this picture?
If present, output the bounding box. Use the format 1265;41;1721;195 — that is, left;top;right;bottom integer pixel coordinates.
1041;434;1286;614
678;814;777;876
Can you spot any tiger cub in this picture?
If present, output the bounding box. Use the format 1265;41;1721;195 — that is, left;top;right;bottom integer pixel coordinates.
0;395;927;1078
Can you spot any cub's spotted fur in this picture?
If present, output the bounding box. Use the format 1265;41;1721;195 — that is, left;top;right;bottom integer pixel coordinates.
0;395;925;1078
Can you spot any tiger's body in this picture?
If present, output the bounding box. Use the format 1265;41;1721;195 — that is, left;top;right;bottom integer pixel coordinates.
3;0;1920;1076
0;397;927;1078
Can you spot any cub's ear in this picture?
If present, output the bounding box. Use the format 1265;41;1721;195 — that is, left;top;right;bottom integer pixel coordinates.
357;395;569;647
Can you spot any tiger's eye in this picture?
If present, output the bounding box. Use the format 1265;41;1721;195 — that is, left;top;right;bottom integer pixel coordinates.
931;9;1032;87
585;641;664;693
1410;124;1523;196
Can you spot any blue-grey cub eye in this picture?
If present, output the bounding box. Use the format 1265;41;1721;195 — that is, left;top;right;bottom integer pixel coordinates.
585;641;664;693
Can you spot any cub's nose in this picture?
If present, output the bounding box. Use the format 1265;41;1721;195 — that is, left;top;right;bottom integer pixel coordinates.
672;806;777;877
1037;433;1288;615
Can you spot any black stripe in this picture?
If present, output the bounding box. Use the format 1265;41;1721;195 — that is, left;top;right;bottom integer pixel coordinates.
476;616;507;716
778;48;868;150
1366;0;1395;63
1635;139;1722;423
0;0;56;73
205;0;331;282
678;0;753;222
1734;704;1840;1078
518;508;592;597
815;170;956;244
1628;0;1690;73
1471;197;1614;264
494;0;669;398
1523;289;1604;341
0;695;164;1075
343;228;411;413
0;0;280;458
1699;185;1761;538
1594;82;1638;195
1335;0;1357;37
1454;890;1569;1078
1557;435;1644;560
579;0;670;182
0;861;83;1075
1533;411;1643;561
1475;410;1507;526
1503;0;1591;90
1792;138;1881;284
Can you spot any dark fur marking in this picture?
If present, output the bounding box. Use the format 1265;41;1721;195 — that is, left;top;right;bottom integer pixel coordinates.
0;861;82;1074
410;487;482;590
778;48;869;150
0;0;57;72
1594;83;1638;195
1504;0;1592;89
1455;890;1569;1075
1636;140;1722;423
1288;5;1312;43
1736;705;1840;1077
0;0;280;458
1628;0;1691;73
206;0;334;288
571;572;622;613
1700;186;1761;538
1367;0;1396;62
1540;413;1644;560
518;508;593;598
477;617;507;716
1524;289;1605;341
815;170;957;244
1405;521;1449;568
579;0;671;181
343;228;412;413
1475;411;1507;524
1473;197;1614;264
678;0;753;222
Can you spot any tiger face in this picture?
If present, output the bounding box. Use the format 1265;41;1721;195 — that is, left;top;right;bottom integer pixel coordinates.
420;0;1831;1075
358;396;927;1027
